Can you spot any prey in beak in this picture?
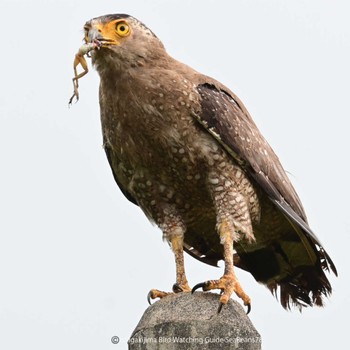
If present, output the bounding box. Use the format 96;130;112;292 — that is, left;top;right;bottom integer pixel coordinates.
69;17;130;105
68;38;101;105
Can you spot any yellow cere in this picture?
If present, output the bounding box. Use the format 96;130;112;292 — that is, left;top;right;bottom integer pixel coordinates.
69;19;131;105
89;19;131;47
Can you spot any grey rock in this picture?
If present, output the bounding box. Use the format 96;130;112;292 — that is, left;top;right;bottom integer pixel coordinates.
129;292;261;349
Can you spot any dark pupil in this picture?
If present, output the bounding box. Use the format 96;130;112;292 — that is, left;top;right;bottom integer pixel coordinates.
119;25;126;32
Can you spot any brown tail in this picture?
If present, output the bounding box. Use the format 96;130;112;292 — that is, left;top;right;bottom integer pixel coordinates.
234;227;337;310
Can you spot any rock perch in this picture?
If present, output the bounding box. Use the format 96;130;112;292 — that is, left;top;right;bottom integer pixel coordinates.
129;292;261;349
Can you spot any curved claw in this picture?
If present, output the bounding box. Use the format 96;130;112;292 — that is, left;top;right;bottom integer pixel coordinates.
147;290;153;305
246;303;251;315
172;283;184;293
217;301;251;314
146;289;170;305
217;302;224;314
191;282;206;294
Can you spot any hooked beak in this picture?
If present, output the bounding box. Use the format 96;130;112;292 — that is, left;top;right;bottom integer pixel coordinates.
85;26;118;48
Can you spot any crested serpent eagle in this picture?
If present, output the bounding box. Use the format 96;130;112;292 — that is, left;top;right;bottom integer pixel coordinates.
70;14;337;312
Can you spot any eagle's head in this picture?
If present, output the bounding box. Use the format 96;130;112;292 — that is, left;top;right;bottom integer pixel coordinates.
83;14;166;74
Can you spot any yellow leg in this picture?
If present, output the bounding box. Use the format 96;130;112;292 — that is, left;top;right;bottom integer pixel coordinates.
147;232;191;304
192;220;251;313
171;234;191;292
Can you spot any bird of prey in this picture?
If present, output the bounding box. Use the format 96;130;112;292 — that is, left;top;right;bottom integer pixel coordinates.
70;14;337;312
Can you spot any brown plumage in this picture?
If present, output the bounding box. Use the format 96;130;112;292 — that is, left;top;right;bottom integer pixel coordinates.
74;13;337;311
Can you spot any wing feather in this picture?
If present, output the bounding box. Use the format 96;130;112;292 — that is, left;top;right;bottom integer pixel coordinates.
193;83;337;276
195;83;307;219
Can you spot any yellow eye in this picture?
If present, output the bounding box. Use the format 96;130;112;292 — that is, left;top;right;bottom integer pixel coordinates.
116;22;130;37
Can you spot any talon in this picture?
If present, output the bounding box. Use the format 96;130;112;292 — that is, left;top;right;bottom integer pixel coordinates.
191;282;206;294
217;302;224;314
246;303;251;315
147;290;154;305
172;283;183;293
172;282;191;293
193;274;251;313
147;289;170;305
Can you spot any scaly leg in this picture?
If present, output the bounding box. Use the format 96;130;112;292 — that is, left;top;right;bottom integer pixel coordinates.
172;233;191;292
148;230;191;303
192;220;251;313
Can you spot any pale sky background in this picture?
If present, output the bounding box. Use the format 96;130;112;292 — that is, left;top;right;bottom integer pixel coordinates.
1;0;349;349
